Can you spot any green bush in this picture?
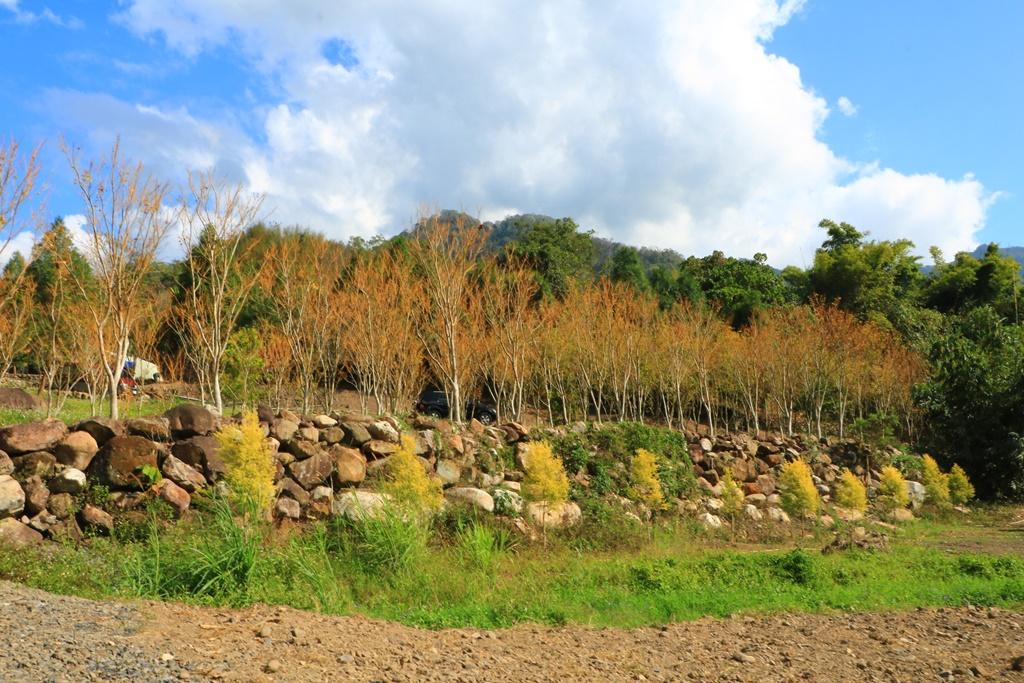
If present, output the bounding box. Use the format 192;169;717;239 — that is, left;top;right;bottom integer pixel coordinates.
382;435;443;516
628;448;666;511
522;441;569;504
216;410;276;511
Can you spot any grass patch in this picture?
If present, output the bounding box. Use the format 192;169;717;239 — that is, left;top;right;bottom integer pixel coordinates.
0;394;182;425
3;504;1024;630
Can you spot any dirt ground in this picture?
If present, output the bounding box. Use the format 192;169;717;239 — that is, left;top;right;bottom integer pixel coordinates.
2;580;1024;683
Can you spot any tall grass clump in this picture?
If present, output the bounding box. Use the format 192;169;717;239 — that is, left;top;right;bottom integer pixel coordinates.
922;454;951;505
628;448;666;511
216;410;275;511
833;470;867;512
877;465;910;513
522;441;569;503
778;459;819;518
948;464;976;505
187;493;266;603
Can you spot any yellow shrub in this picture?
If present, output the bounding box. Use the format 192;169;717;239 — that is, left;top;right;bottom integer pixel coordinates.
216;410;276;511
833;470;867;513
628;448;666;510
719;468;744;515
948;464;975;505
521;441;569;504
877;465;910;511
921;454;950;505
778;459;819;518
382;435;443;515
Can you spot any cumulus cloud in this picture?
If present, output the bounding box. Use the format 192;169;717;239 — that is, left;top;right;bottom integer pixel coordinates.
837;96;858;117
40;0;990;266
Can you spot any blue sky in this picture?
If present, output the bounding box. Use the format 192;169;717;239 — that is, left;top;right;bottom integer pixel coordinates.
0;0;1019;267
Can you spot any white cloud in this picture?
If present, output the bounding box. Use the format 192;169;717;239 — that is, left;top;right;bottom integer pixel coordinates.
1;1;81;27
837;96;858;117
44;0;990;266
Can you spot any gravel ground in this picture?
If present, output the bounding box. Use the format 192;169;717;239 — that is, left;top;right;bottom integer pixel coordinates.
3;580;1024;682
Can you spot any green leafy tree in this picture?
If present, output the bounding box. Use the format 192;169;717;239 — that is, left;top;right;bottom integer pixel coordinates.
915;306;1024;499
925;243;1021;321
608;246;650;293
503;216;595;299
683;251;790;328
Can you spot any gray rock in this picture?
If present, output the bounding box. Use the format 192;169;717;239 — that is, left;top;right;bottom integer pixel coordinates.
698;511;723;529
340;421;371;447
492;488;523;516
368;420;400;444
49;468;87;495
276;497;301;520
0;419;67;455
905;480;926;509
54;431;100;470
332;490;389;521
525;501;582;528
0;475;26;519
276;477;311;507
444;487;494;513
0;450;11;476
124;417;172;442
436;459;461;487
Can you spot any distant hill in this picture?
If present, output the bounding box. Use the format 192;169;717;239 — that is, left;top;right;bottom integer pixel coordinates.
970;244;1024;265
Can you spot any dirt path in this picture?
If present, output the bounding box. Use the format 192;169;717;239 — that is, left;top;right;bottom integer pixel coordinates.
3;581;1024;682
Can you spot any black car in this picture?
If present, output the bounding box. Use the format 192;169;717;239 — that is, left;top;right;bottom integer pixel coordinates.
415;391;497;425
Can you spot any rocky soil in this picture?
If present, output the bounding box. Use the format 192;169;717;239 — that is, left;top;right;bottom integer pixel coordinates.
2;581;1024;682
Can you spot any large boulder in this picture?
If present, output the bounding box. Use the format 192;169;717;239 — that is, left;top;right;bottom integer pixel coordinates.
435;459;461;487
48;493;75;520
164;404;216;438
319;426;345;446
288;451;334;490
124;417;172;442
269;418;299;443
330;445;366;487
444;487;494;513
77;504;114;535
284;438;322;461
0;419;67;455
364;440;399;459
155;480;190;517
53;431;100;470
332;490;389;521
171;436;224;480
368;420;400;444
0;475;25;519
492;488;523;516
276;477;311;506
0;517;43;546
0;450;11;476
12;452;57;479
0;387;44;411
525;501;582;529
340;421;372;447
87;435;161;489
75;417;124;447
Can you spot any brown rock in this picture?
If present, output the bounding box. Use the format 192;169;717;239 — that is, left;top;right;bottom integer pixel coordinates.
270;418;299;443
276;477;311;506
755;474;776;496
164;404;217;438
285;438;322;461
124;417;172;442
54;431;100;470
0;517;43;546
702;469;720;487
276;497;301;520
171;436;222;480
156;480;191;517
12;451;57;479
444;434;464;456
22;475;49;517
288;452;333;490
368;420;400;443
0;387;44;411
48;518;83;543
0;450;11;476
161;455;208;492
78;504;114;535
87;435;160;490
340;421;371;447
741;481;761;497
364;440;398;459
75;417;124;447
319;426;345;445
0;419;67;455
296;425;319;443
330;445;366;486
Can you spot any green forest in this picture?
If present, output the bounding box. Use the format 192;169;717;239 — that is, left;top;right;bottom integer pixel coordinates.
1;143;1023;500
